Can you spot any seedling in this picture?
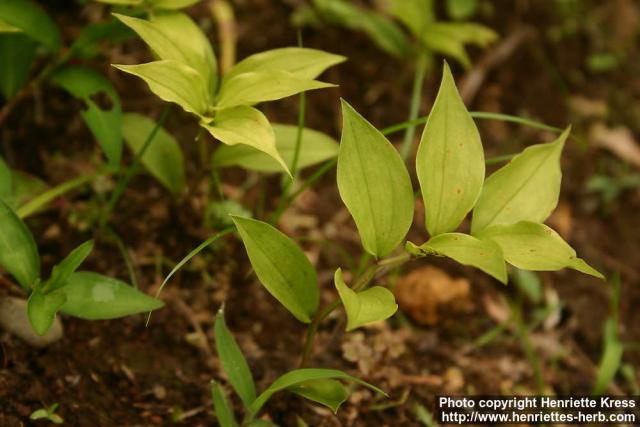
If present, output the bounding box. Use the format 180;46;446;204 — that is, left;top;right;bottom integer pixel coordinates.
30;403;64;424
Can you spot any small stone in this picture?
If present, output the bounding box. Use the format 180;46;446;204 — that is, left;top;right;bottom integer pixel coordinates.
0;296;63;348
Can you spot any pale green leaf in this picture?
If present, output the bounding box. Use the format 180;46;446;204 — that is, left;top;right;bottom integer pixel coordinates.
202;106;289;175
121;113;186;194
153;0;201;9
214;308;256;408
337;100;414;257
225;47;345;82
0;0;61;51
59;272;164;319
217;70;334;109
0;200;39;289
334;268;397;331
471;128;569;234
0;33;36;99
249;368;385;415
386;0;435;36
446;0;479;20
288;379;348;414
419;23;498;69
97;0;143;5
27;288;66;335
113;60;209;115
45;240;94;292
231;216;319;323
406;233;507;283
211;381;238;427
212;124;338;173
114;12;217;98
476;221;604;278
50;66;123;167
416;62;484;236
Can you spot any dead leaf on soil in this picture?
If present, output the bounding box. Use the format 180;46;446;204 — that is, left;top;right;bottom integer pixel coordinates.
567;95;608;119
394;266;472;325
590;122;640;169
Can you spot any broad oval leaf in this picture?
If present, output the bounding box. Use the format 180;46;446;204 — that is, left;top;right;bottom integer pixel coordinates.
249;368;385;415
0;200;39;289
406;233;507;283
288;379;348;414
121;113;186;194
51;66;123;167
214;307;256;409
45;240;94;292
211;381;238;427
27;288;66;336
231;216;319;323
202;106;289;175
337;100;414;258
113;60;209;116
225;47;345;82
212;124;338;173
334;268;397;331
416;62;485;236
471;128;569;234
216;70;334;110
59;271;164;319
0;0;61;51
0;33;37;99
114;12;217;98
476;221;604;278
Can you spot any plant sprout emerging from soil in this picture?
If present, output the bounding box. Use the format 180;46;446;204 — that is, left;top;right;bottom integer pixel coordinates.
212;63;603;424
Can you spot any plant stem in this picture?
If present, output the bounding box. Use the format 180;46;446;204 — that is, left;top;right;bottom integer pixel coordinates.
209;0;237;75
289;30;306;180
512;297;546;394
100;104;171;228
299;252;411;367
399;54;427;162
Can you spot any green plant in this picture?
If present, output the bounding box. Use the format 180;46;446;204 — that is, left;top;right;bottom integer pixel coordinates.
208;62;603;423
30;403;64;424
112;10;345;174
0;200;163;336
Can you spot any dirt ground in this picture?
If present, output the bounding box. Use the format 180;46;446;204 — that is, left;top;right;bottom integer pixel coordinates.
1;0;639;425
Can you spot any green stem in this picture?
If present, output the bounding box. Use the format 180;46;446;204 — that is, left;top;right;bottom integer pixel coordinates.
512;297;546;394
399;54;427;162
17;168;113;218
289;30;306;180
100;104;171;228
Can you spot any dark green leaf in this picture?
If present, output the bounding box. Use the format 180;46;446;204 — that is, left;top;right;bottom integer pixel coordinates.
288;379;348;413
214;307;256;408
50;66;123;167
59;272;164;319
211;381;238;427
0;156;12;200
231;216;319;323
0;33;36;99
0;0;61;51
121;113;186;194
0;199;39;289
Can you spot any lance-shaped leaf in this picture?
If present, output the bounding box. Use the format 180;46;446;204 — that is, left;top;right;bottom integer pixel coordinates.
471;128;570;234
416;62;485;236
476;221;604;278
224;47;345;82
203;106;289;175
406;233;507;283
231;216;319;323
114;12;217;97
211;381;238;427
249;368;385;415
0;0;61;51
288;379;348;414
0;200;39;289
45;240;94;292
216;70;334;109
27;288;66;335
419;23;497;69
122;113;186;194
215;308;256;408
59;272;164;319
337;100;414;257
212;124;338;173
334;268;397;331
0;33;37;99
113;60;209;116
51;66;123;167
